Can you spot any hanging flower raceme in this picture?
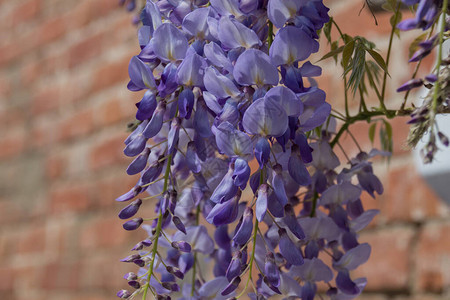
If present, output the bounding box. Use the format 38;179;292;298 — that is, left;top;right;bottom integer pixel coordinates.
396;0;449;163
115;0;381;299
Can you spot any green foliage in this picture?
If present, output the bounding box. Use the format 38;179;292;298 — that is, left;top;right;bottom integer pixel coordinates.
341;37;387;97
382;0;403;37
369;123;376;144
380;120;393;153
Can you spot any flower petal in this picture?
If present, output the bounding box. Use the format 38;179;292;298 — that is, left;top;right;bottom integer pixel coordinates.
243;98;288;137
233;49;279;86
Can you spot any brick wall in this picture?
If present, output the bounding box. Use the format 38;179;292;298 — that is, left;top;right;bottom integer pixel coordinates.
0;0;448;299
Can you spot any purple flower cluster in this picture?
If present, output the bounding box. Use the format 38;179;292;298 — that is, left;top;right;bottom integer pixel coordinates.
396;0;449;162
116;1;383;299
397;0;444;31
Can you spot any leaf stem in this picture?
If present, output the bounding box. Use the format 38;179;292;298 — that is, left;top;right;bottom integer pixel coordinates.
428;2;448;136
380;2;401;114
268;21;274;48
190;205;201;296
142;153;173;300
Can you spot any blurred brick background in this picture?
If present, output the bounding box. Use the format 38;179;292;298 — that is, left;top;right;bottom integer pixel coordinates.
0;0;448;299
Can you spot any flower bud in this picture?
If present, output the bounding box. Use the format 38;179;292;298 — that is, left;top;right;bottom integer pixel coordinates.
131;238;152;251
161;282;180;292
255;137;270;168
123;218;144;231
168;190;178;214
116;289;131;298
438;131;449;147
120;254;140;263
226;252;242;282
171;241;191;253
133;256;150;267
123;272;138;281
166;265;184;280
127;148;150;175
221;276;241;296
232;207;253;246
172;216;186;234
264;252;280;287
118;199;142;219
124;133;148;157
283;204;305;240
116;185;142;202
128;280;140;289
167;117;181;154
396;78;423;92
255;184;269;222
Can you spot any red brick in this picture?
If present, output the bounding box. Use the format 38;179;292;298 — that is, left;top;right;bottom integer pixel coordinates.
35;15;67;46
389;116;412;155
0;74;12;98
97;98;125;126
45;153;66;180
355;226;415;291
16;224;46;254
67;32;105;69
88;132;129;171
20;59;40;86
13;265;43;292
31;86;60;115
36;51;66;79
57;109;94;142
416;220;450;293
10;0;42;27
0;105;23;131
68;0;120;29
95;97;135;127
40;262;80;290
0;129;26;159
93;58;130;91
29;119;54;149
79;216;130;250
0;267;14;292
49;182;92;213
330;0;413;38
0;200;22;226
0;41;23;67
380;162;442;223
79;253;130;290
93;173;137;207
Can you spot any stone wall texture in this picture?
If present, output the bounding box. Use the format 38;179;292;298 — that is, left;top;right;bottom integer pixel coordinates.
0;0;449;299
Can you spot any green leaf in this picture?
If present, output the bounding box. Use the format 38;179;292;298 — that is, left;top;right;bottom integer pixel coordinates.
367;49;389;75
382;0;398;12
365;61;382;97
380;120;393;153
390;11;402;37
345;44;366;95
323;18;332;44
317;45;344;62
384;120;393;142
342;40;355;69
342;34;353;44
369;123;376;144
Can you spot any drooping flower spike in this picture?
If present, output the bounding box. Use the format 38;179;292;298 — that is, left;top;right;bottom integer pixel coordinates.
115;1;384;299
